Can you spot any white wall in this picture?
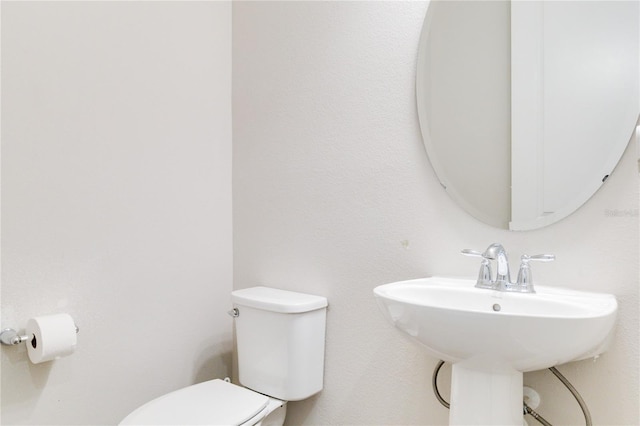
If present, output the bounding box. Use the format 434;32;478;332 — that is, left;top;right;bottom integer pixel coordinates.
233;2;638;425
1;2;232;424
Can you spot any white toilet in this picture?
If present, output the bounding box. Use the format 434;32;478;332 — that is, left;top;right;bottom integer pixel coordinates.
120;286;328;426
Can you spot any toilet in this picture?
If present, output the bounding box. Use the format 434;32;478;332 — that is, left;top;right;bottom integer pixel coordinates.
120;286;328;426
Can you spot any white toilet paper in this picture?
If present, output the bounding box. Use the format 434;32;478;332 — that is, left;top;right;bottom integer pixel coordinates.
25;313;77;364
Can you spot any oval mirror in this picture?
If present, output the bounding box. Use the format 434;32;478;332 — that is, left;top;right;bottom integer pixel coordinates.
417;0;639;230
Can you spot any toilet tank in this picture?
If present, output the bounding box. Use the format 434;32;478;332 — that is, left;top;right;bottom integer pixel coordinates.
231;286;328;401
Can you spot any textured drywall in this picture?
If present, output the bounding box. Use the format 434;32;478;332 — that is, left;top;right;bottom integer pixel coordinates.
1;2;232;424
232;1;638;425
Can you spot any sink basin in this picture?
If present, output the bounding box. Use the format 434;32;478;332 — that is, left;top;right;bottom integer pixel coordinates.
374;277;617;425
374;276;617;372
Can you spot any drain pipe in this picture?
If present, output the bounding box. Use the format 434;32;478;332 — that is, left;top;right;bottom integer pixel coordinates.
431;360;592;426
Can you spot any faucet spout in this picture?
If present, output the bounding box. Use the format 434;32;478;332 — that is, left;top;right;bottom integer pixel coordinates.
482;243;511;290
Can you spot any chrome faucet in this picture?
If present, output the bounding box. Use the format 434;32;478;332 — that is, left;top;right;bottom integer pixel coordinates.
482;243;511;290
461;243;554;293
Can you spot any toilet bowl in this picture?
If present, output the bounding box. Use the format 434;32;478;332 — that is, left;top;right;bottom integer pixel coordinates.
120;286;327;426
120;379;286;426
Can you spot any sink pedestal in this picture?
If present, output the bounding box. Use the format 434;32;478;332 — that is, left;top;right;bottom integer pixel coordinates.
450;365;523;426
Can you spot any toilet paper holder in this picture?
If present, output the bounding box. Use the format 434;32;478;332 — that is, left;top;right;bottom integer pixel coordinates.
0;325;79;346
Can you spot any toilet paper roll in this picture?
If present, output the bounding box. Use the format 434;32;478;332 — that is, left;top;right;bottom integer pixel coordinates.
25;313;77;364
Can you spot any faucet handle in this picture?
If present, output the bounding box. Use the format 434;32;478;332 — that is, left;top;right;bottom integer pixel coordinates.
522;254;555;262
461;249;493;288
461;249;483;258
516;254;555;292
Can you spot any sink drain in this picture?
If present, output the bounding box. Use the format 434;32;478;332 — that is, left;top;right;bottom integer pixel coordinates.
492;303;501;312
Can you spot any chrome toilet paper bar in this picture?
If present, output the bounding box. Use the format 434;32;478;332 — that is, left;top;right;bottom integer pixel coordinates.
0;325;79;346
0;328;32;345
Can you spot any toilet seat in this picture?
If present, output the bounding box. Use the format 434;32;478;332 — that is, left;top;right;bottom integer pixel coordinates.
120;379;272;425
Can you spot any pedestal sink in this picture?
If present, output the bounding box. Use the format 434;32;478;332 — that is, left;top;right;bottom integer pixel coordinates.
373;277;617;425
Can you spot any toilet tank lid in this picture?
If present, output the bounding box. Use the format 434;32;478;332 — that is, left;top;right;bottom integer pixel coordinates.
231;286;328;313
